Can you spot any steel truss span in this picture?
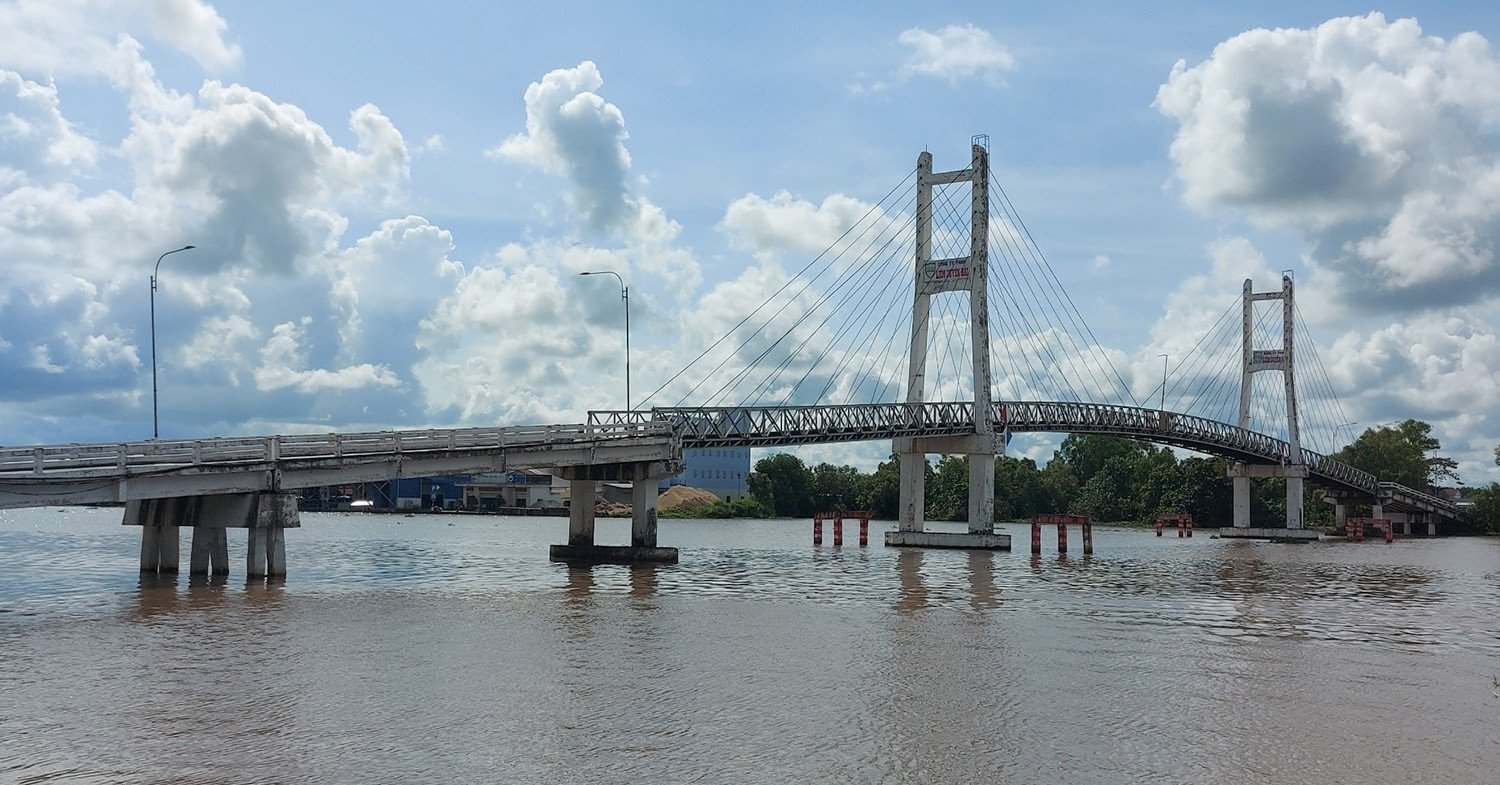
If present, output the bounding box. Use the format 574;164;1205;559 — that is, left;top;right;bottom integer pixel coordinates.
589;401;1458;515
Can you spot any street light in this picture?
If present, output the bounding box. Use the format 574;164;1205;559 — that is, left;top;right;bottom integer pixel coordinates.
1158;353;1168;411
579;270;630;410
150;245;195;439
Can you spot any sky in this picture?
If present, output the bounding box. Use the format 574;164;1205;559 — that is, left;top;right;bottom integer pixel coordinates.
2;0;1499;485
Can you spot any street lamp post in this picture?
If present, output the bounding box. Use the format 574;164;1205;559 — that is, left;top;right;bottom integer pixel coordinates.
1158;353;1168;411
150;245;196;439
579;270;630;410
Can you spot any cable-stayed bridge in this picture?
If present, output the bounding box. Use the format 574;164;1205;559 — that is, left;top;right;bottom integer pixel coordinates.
0;140;1463;571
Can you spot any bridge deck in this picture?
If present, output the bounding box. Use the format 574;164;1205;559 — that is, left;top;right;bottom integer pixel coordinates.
0;423;676;509
1;402;1462;523
589;401;1462;521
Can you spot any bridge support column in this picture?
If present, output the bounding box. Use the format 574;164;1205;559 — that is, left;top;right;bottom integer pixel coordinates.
1334;503;1347;535
1221;463;1317;541
125;493;299;578
138;523;180;573
1286;474;1304;529
567;479;596;546
550;460;681;564
897;452;925;532
630;478;660;548
886;144;1008;553
1231;471;1251;529
968;452;995;534
245;494;297;578
886;436;1010;550
189;526;229;575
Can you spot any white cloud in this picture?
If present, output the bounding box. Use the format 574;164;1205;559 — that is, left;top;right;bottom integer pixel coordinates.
1325;313;1500;482
0;70;100;170
1156;13;1500;309
0;0;240;80
79;334;140;370
489;61;636;233
853;24;1015;94
898;24;1015;85
721;190;891;261
256;318;401;394
29;344;63;374
414;260;598;422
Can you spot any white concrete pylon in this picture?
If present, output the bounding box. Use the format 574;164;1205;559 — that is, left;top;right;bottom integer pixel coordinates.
888;142;1008;551
1233;275;1305;529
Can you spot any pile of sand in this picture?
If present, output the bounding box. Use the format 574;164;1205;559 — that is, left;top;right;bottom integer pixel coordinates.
658;485;721;511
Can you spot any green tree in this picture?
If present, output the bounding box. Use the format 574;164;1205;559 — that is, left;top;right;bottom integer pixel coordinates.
859;455;902;519
747;453;814;517
811;463;861;511
1068;453;1135;521
1038;458;1079;514
1468;445;1500;534
1174;456;1232;525
1056;434;1148;487
1337;419;1458;489
927;455;970;522
994;456;1047;520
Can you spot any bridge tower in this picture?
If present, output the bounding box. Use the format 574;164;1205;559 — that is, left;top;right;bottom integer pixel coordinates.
886;142;1009;550
1225;275;1313;537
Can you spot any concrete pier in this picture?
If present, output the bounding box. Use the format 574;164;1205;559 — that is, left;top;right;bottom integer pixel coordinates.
125;492;299;577
885;530;1011;549
1217;527;1320;542
549;460;680;564
189;525;229;575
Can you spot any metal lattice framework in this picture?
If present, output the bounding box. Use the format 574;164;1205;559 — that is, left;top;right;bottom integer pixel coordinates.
591;401;1384;494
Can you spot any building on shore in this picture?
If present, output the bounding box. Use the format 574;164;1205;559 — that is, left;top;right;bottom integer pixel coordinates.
662;447;750;502
459;469;566;511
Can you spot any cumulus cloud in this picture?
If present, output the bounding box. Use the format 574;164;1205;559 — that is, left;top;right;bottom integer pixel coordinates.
489;61;637;233
142;86;409;275
256;318;401;394
413;260;598;422
0;71;100;170
852;24;1015;94
721;190;896;263
1325;313;1500;481
0;0;240;79
1156;13;1500;309
898;24;1015;84
0;5;440;442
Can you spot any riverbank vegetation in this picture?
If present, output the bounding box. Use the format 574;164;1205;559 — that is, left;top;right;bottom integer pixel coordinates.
736;422;1500;533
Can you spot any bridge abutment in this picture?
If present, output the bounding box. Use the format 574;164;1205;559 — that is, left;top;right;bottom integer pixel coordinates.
550;461;680;564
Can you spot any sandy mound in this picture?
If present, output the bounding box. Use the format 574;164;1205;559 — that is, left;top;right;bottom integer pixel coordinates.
658;485;721;511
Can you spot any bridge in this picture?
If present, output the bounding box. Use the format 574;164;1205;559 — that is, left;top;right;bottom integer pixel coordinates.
0;140;1464;573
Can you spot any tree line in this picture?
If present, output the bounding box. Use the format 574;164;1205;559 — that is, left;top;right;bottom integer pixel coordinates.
742;420;1500;533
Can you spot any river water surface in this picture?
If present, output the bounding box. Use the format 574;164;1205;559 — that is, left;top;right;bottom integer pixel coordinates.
2;506;1498;784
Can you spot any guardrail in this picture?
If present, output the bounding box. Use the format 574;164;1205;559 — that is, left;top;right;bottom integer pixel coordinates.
589;401;1381;494
0;421;672;478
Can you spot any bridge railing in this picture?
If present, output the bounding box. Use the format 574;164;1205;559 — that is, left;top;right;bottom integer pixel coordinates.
1378;481;1464;516
0;421;672;478
593;401;1378;494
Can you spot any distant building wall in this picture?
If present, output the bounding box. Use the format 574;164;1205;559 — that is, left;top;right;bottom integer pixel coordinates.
663;447;750;501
